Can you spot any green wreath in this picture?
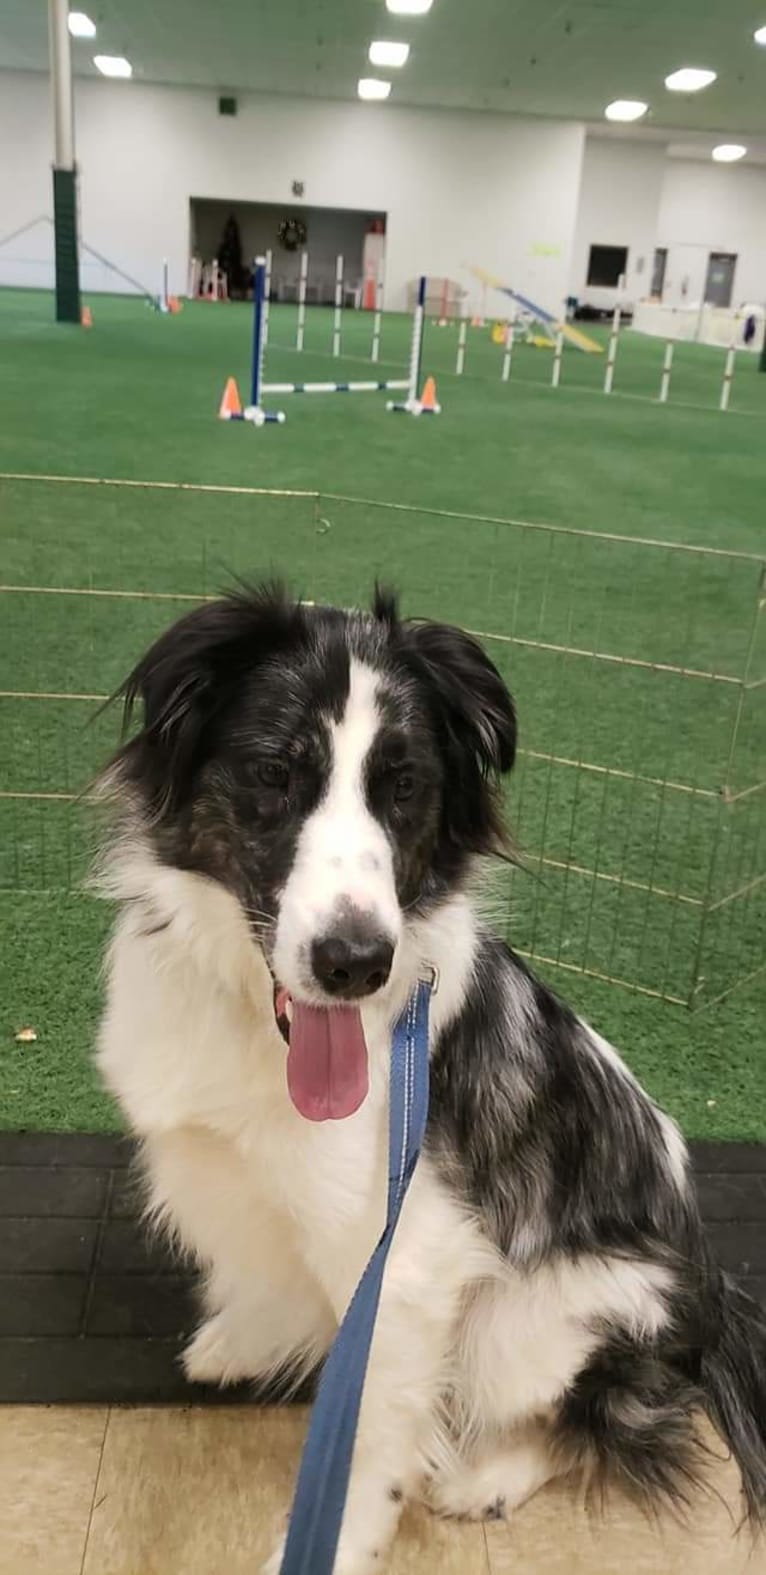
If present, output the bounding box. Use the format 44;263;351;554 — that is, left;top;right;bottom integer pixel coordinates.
278;217;307;252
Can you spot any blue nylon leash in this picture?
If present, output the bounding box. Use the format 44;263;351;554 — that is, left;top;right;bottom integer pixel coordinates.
278;975;433;1575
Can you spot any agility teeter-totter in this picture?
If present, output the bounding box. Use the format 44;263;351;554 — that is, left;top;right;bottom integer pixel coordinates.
469;265;603;355
218;260;440;425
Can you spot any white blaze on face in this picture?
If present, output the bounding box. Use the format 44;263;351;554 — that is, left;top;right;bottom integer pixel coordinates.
273;660;401;995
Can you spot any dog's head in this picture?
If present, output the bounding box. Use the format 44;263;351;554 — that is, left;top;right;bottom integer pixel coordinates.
107;583;516;1117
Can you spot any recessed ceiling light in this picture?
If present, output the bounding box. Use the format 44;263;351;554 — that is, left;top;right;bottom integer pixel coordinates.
712;144;747;162
664;67;716;93
358;78;392;100
369;40;410;68
605;99;648;122
386;0;433;14
93;54;133;78
754;25;766;44
68;11;96;38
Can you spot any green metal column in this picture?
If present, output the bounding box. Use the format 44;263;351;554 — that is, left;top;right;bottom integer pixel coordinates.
49;0;81;323
52;167;81;323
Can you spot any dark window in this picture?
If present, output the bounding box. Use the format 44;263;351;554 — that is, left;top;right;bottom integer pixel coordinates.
587;245;628;288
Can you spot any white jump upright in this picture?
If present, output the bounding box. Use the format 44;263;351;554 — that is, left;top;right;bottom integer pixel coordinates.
604;303;621;394
552;329;564;388
239;256;286;427
720;343;736;412
262;248;273;347
159;257;170;314
370;265;384;364
332;254;343;358
296;249;309;352
501;319;514;383
387;277;440;415
455;316;468;375
659;340;674;404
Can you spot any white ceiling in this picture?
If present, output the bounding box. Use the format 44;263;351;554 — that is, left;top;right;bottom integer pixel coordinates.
2;0;766;136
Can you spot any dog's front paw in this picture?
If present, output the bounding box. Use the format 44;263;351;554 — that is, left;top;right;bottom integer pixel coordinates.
183;1312;252;1386
261;1538;286;1575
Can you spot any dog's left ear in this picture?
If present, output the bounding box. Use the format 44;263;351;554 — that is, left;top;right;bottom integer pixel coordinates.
399;617;516;860
403;619;516;777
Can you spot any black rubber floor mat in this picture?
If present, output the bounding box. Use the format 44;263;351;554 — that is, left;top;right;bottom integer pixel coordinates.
1;1132;764;1404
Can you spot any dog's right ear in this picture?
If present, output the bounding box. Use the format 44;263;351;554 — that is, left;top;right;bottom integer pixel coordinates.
114;582;300;807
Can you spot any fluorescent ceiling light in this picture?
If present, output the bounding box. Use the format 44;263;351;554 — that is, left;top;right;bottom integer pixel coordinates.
712;143;746;162
369;40;410;68
358;77;391;100
386;0;433;14
754;25;766;44
664;67;716;92
605;99;648;122
68;11;96;38
93;54;133;78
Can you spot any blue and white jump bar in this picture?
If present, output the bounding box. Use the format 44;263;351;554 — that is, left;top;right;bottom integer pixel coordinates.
263;380;410;395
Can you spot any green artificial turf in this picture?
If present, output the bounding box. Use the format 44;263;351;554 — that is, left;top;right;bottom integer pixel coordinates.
1;288;764;1137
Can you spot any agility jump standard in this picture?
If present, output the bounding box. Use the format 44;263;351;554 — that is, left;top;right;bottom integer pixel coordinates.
235;257;417;424
387;278;441;415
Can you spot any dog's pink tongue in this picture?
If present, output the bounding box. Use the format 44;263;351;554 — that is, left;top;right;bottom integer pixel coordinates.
286;1002;369;1122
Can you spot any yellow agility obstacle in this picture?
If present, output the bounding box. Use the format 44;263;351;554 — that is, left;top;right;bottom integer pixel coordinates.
470;265;603;354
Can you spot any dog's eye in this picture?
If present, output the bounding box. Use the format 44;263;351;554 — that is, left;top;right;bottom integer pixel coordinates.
393;770;415;803
257;759;289;789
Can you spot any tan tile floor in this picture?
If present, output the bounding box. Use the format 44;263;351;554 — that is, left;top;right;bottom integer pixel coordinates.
1;1405;763;1575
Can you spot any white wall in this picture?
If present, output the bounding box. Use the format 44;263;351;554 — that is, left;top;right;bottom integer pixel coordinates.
0;70;584;314
657;160;766;309
570;137;666;308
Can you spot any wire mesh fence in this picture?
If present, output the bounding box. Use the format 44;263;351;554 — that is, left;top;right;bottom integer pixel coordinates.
1;473;763;1010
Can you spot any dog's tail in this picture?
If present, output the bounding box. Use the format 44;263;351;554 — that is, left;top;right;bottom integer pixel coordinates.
702;1268;766;1527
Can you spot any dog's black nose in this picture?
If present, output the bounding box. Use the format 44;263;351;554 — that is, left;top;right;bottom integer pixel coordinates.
311;933;394;999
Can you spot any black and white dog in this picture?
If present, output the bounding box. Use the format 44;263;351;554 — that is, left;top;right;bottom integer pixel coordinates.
96;583;766;1572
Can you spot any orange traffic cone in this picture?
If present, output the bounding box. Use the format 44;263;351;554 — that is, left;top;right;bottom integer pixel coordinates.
81;305;93;328
419;375;440;412
218;376;242;419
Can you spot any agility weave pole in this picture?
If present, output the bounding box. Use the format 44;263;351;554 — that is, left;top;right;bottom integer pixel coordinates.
720;343;736;412
332;253;344;358
295;249;309;352
659;341;674;404
370;264;384;364
604;303;621;394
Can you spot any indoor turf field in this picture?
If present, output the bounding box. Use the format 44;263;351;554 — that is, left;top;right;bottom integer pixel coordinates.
1;287;764;1138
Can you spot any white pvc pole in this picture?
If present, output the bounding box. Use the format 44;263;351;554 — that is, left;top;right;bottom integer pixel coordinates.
332;253;343;358
370;265;384;363
407;277;425;405
455;316;468;375
296;249;308;352
552;330;564;388
48;0;75;169
501;319;514;383
659;340;674;404
720;343;736;412
161;257;169;313
262;248;273;346
604;303;621;393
